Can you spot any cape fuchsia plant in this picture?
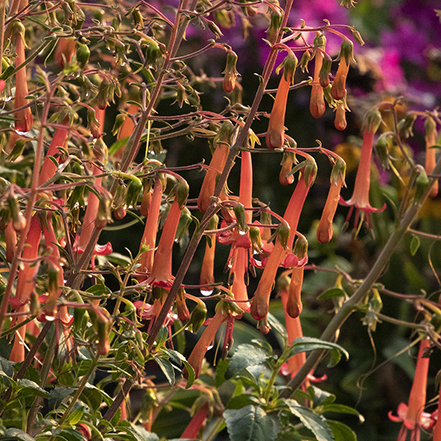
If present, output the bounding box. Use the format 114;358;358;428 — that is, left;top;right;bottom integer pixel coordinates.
0;0;441;440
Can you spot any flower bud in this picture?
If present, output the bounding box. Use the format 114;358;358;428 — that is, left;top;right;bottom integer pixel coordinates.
375;134;391;169
414;165;429;205
126;177;143;208
331;39;354;101
267;7;282;44
233;202;248;234
188;301;208;334
276;222;290;249
319;57;332;88
223;50;239;93
398;113;416;139
175;207;192;242
174;179;190;208
76;43;90;68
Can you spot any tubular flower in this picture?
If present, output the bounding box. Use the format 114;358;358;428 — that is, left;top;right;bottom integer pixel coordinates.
223;50;239;93
114;100;140;161
340;108;386;231
279;151;297;186
266;54;298;149
424;116;438;198
330;39;354;101
388;338;434;441
317;159;346;244
184;307;228;379
54;38;76;68
198;121;234;213
230;150;254;309
75;135;107;253
39;118;70;186
285;236;308;319
148;180;189;288
12;21;33;133
310;34;326;119
138;177;164;281
250;160;316;320
200;215;219;295
433;386;441;441
180;402;210;440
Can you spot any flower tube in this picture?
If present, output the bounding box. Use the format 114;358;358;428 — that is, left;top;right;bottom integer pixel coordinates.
389;338;434;440
266;54;298;149
330;39;354;101
424;116;438;198
340;108;385;231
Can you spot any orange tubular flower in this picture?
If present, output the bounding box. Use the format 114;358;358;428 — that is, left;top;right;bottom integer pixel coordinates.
317;159;346;244
54;38;76;69
4;222;17;263
250;160;315;320
310;34;326;119
279;277;307;380
180;401;210;440
434;385;441;441
389;338;434;440
184;308;228;379
200;214;219;295
12;21;33;133
39;118;70;186
198;121;234;213
330;39;354;101
148;180;189;288
114;102;139;161
76;131;107;253
424;116;438;198
266;54;298;149
340;108;386;230
138;177;164;280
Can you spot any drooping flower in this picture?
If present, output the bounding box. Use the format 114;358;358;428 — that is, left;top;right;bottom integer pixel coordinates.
330;38;354;101
310;33;326;119
266;54;298;149
199;214;219;295
424;116;438;198
340;108;386;231
198;121;234;213
184;307;228;379
250;159;316;320
11;20;33;133
388;338;434;441
148;180;189;288
317;159;346;244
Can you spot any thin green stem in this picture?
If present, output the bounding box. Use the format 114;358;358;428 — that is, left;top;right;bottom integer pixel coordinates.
280;157;441;398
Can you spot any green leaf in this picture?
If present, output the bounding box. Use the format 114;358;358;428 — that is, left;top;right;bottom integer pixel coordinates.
226;344;268;378
67;408;84;425
17;378;50;398
0;356;15;377
180;360;195;389
321;404;361;417
410;235;420;256
226;394;262;409
215;358;230;387
224;405;281;441
153;355;176;386
317;288;345;300
286;337;349;365
48;387;76;410
58;427;88;441
266;312;287;340
327;420;357;441
285;399;334;441
0;428;35;441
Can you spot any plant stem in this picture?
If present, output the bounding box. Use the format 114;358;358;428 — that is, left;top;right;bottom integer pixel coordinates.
280;158;441;398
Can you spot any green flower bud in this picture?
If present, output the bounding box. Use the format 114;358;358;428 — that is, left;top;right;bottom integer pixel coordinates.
187;301;207;334
175;207;192;242
233;202;248;234
414;165;429;204
319;57;332;88
76;43;90;68
174;179;190;208
276;222;290;249
126;177;143;208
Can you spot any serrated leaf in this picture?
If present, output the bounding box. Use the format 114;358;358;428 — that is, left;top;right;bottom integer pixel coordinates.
327;420;357;441
410;235;420;256
285;399;334;441
226;394;261;409
18;378;50;398
0;356;15;377
317;288;345;300
224;405;281;441
215;358;230;387
153;355;175;386
226;344;268;378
